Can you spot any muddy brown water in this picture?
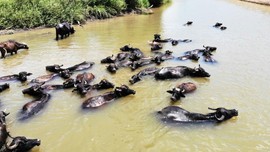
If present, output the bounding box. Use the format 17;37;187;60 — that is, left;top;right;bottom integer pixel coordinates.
1;0;270;151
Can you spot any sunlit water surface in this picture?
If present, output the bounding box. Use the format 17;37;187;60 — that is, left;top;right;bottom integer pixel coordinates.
1;0;270;151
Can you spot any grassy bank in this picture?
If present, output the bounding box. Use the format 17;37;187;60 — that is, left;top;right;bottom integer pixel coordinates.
0;0;170;30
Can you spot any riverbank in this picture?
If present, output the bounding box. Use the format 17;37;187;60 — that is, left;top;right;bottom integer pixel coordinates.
241;0;270;5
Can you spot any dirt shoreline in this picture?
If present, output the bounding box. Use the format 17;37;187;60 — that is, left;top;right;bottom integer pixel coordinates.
241;0;270;6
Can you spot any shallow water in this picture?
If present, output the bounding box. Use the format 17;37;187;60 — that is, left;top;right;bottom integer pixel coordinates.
1;0;270;151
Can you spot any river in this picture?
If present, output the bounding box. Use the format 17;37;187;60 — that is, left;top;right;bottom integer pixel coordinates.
0;0;270;151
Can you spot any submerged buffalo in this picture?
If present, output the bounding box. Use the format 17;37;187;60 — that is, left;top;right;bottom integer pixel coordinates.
5;135;40;152
155;65;210;80
167;82;197;101
129;65;210;84
0;40;29;58
0;111;9;149
0;72;32;83
55;22;75;40
20;84;51;120
157;106;238;124
0;83;9;93
82;85;135;109
19;93;51;120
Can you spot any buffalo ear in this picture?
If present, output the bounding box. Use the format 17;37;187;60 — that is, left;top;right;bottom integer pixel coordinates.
167;90;173;94
27;73;32;76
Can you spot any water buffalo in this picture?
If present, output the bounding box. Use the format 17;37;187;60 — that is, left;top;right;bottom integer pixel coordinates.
22;83;46;97
45;64;64;73
0;83;9;93
0;111;9;149
55;22;75;40
202;51;216;63
152;50;174;64
0;123;8;150
213;22;222;27
154;65;210;80
0;72;32;82
91;79;115;90
120;45;144;61
167;82;197;101
129;67;160;84
106;60;133;73
5;136;40;152
82;85;135;109
183;21;193;26
30;73;59;84
157;106;238;124
101;55;115;64
220;26;227;30
0;40;29;58
19;93;51;120
178;53;200;61
66;61;95;72
73;72;95;95
153;34;172;43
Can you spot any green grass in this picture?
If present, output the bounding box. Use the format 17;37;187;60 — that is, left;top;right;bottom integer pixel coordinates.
0;0;170;29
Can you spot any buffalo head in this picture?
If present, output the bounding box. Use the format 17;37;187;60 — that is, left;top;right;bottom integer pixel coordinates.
167;87;185;101
0;111;9;124
101;55;115;64
22;83;45;97
18;72;32;82
63;78;75;89
129;75;141;84
107;64;118;73
208;107;238;122
45;64;64;73
93;79;114;90
6;136;40;152
190;65;210;77
114;85;136;97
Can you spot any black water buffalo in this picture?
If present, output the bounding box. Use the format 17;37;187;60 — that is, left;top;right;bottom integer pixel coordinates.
0;123;8;150
120;45;144;61
220;26;227;30
213;22;222;27
55;22;75;40
153;34;172;43
30;73;59;84
167;82;197;101
155;65;210;80
45;61;95;79
0;72;32;83
183;21;193;26
82;85;135;109
106;60;133;73
129;67;160;84
5;136;40;152
66;61;95;72
157;106;238;124
19;93;51;120
0;111;9;149
129;65;210;84
151;50;174;65
22;83;46;97
0;40;29;58
73;72;95;95
0;83;9;93
91;79;115;90
45;64;64;73
178;53;200;61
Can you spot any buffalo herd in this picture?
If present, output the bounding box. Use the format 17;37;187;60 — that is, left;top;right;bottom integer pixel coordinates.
0;21;237;151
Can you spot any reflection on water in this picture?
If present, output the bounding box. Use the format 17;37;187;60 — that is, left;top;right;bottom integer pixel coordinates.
1;0;270;151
